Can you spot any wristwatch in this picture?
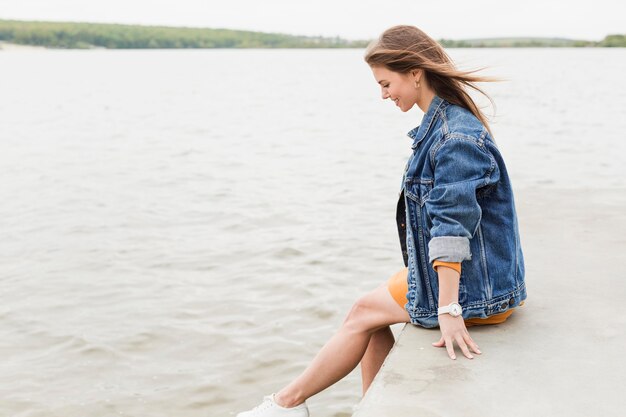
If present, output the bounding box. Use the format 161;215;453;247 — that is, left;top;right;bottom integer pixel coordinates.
438;302;462;317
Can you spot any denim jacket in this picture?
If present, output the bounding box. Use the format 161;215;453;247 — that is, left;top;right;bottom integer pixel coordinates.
396;95;527;328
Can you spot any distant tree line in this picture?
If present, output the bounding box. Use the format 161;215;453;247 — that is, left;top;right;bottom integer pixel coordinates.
1;20;624;49
440;35;626;48
601;34;626;47
0;20;369;49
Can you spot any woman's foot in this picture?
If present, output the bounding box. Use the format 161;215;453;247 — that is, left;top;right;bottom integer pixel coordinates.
236;393;310;417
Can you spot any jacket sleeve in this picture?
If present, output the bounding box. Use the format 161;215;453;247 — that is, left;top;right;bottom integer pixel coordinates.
425;136;498;264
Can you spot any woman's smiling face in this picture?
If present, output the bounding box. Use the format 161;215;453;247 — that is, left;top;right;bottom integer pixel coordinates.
370;65;421;112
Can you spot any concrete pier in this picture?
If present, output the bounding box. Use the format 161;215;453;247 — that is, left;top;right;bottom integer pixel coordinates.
353;188;626;417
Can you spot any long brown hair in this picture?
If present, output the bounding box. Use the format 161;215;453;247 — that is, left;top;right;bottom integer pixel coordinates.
364;25;499;136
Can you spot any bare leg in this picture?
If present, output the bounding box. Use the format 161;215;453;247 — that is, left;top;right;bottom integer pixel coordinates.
361;325;395;395
274;277;410;408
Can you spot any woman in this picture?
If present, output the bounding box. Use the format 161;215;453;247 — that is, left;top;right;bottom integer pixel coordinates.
236;24;527;417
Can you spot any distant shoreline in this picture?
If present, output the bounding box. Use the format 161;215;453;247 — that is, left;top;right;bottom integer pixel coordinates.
1;19;624;49
0;41;48;51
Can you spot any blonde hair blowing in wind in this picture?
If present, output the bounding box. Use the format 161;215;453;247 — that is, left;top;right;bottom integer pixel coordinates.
364;25;499;137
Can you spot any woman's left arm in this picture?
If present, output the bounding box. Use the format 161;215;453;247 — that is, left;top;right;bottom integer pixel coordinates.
432;265;482;360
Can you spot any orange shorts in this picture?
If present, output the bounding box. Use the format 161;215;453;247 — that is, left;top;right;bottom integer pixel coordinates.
387;268;523;326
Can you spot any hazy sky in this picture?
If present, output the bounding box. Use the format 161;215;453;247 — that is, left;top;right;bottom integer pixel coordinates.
1;0;624;41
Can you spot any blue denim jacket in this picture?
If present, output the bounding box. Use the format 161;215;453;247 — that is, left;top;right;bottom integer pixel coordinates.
396;95;527;328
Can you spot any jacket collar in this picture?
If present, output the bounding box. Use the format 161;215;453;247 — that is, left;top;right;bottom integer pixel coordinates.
407;95;445;149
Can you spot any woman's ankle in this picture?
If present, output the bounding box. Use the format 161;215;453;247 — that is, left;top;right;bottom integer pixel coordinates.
275;389;305;408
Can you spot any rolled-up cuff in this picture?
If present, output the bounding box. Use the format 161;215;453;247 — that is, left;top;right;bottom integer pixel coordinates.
428;236;471;263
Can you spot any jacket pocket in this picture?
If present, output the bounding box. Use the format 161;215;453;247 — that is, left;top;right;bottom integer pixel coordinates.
405;178;434;239
404;177;433;207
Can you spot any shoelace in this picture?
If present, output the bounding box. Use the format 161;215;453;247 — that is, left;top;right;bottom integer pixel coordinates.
250;395;275;415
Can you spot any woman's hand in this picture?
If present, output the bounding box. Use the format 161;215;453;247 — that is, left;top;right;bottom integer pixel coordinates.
432;314;481;360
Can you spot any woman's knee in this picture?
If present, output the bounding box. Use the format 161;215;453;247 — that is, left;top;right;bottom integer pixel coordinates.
342;297;369;333
342;292;385;334
342;281;410;332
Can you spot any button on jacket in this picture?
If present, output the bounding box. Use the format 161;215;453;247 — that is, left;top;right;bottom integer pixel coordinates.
396;95;527;328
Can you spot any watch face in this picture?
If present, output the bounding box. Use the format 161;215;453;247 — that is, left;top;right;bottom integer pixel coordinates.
450;303;462;317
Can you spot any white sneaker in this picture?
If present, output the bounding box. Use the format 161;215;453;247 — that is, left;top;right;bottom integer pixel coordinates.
236;393;310;417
